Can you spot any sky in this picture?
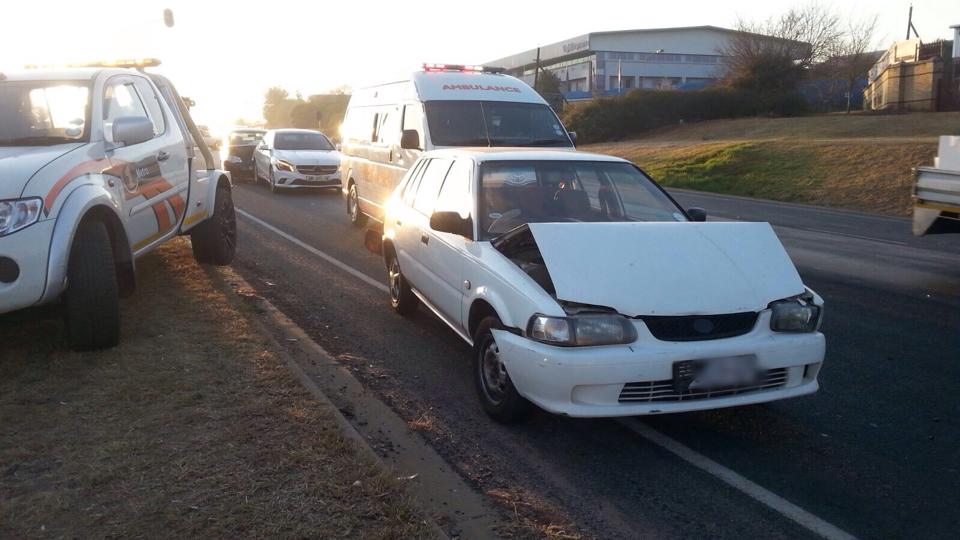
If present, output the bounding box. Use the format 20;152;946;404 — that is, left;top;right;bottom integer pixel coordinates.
1;0;956;134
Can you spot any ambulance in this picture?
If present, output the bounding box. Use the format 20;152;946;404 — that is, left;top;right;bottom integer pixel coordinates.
339;64;575;226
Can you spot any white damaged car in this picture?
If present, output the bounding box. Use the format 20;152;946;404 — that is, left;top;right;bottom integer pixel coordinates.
374;149;825;422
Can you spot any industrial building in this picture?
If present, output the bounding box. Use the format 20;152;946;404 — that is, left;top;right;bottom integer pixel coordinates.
486;26;782;99
863;25;959;112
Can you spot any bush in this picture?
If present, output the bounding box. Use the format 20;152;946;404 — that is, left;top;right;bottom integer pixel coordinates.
561;87;808;143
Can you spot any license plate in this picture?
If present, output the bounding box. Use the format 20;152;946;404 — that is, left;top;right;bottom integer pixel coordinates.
306;175;321;182
673;356;758;393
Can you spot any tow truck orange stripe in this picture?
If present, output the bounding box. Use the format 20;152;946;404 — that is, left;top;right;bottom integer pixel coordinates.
43;158;124;215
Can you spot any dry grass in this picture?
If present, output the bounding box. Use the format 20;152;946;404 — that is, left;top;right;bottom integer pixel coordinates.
580;112;950;215
0;239;434;539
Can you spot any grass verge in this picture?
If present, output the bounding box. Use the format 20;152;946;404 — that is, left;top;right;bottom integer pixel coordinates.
0;239;435;539
583;136;937;215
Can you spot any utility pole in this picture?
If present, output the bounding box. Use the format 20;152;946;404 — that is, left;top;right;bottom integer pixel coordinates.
533;47;541;90
906;5;919;39
618;58;622;94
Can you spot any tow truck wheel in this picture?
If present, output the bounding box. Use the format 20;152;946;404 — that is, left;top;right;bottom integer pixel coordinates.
348;183;366;227
65;220;120;351
191;185;237;266
473;316;532;424
387;254;418;316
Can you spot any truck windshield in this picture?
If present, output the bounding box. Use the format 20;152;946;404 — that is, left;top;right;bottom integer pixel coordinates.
424;101;572;148
0;80;91;145
478;160;685;240
275;132;333;151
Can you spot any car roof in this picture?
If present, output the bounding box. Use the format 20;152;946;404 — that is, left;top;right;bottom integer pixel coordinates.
421;148;630;164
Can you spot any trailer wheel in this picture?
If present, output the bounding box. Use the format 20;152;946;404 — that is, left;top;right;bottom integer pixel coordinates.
65;220;120;351
191;185;237;266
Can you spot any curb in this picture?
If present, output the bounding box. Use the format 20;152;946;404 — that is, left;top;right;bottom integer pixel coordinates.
207;264;503;540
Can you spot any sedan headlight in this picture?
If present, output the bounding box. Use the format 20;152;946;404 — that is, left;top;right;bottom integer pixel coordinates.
528;314;637;347
769;296;821;332
274;159;296;172
0;198;42;237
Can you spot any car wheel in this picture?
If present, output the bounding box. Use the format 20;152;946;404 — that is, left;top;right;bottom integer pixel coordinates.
387;254;418;316
64;220;120;351
348;183;366;227
473;316;532;423
191;184;237;266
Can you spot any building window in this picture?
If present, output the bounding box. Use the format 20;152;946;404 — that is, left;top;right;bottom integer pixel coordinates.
622;76;635;89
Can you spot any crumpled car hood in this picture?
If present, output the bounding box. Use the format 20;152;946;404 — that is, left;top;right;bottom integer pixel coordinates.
526;222;805;317
0;144;82;199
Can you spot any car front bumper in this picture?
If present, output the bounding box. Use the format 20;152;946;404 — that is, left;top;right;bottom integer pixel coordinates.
0;220;55;315
274;169;342;189
491;312;825;418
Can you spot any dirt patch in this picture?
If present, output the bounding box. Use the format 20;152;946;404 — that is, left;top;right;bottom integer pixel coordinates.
0;239;435;539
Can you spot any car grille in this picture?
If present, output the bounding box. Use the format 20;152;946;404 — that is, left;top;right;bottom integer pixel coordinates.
618;368;788;403
640;312;758;341
290;178;341;186
296;164;338;175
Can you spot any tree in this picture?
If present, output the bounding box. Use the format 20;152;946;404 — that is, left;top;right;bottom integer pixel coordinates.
290;102;320;129
722;2;842;112
263;87;291;128
534;69;562;95
828;16;879;112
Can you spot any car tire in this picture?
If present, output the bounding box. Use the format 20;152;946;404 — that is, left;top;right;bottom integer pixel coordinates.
64;220;120;351
191;184;237;266
473;315;532;424
348;183;366;227
387;254;418;316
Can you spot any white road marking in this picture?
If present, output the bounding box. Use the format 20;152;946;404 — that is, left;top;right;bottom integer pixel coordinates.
236;208;389;293
620;418;858;540
237;206;858;540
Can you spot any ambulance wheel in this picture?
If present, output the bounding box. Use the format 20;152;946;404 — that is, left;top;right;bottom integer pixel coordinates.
191;184;237;266
65;219;120;351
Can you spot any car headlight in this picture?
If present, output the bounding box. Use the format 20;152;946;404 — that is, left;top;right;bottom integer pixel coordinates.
0;198;43;237
769;296;821;332
274;159;295;172
528;314;637;347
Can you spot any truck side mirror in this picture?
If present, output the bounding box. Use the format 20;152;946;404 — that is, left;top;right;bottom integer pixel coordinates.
430;211;473;239
401;129;421;150
687;207;707;222
112;116;154;147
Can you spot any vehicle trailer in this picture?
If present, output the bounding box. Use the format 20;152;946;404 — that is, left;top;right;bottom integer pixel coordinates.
913;136;960;236
0;61;236;350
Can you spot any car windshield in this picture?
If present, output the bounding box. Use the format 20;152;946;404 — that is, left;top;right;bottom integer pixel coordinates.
0;80;91;145
230;131;265;145
275;131;333;151
424;101;572;147
478;160;685;240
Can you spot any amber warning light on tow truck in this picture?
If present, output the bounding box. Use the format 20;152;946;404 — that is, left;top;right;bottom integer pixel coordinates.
24;58;162;70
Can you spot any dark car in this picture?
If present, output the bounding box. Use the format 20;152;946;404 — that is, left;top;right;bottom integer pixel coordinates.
224;128;266;180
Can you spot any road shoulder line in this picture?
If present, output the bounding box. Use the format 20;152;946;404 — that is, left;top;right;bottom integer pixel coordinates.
620;418;858;540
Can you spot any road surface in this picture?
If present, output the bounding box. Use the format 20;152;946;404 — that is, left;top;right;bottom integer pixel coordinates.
230;181;959;539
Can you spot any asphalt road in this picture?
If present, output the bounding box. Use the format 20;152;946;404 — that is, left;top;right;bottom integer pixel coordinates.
229;181;959;539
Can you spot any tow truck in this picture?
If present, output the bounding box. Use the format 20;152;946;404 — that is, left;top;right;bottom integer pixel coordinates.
913;136;960;235
0;59;236;350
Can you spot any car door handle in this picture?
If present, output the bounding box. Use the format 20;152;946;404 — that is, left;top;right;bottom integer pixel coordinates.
157;151;170;162
420;233;430;245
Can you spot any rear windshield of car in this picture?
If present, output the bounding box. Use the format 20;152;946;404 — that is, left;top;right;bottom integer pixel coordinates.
0;80;92;145
275;131;333;151
230;131;265;145
478;160;685;239
424;101;572;148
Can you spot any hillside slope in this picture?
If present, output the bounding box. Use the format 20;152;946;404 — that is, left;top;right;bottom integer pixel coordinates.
580;112;957;215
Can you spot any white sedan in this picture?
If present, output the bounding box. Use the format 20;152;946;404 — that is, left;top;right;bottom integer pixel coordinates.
374;149;825;423
252;129;341;193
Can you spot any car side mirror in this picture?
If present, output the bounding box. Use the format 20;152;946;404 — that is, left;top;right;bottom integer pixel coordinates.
687;207;707;222
430;211;473;239
112;116;154;147
568;131;578;144
401;129;421;150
